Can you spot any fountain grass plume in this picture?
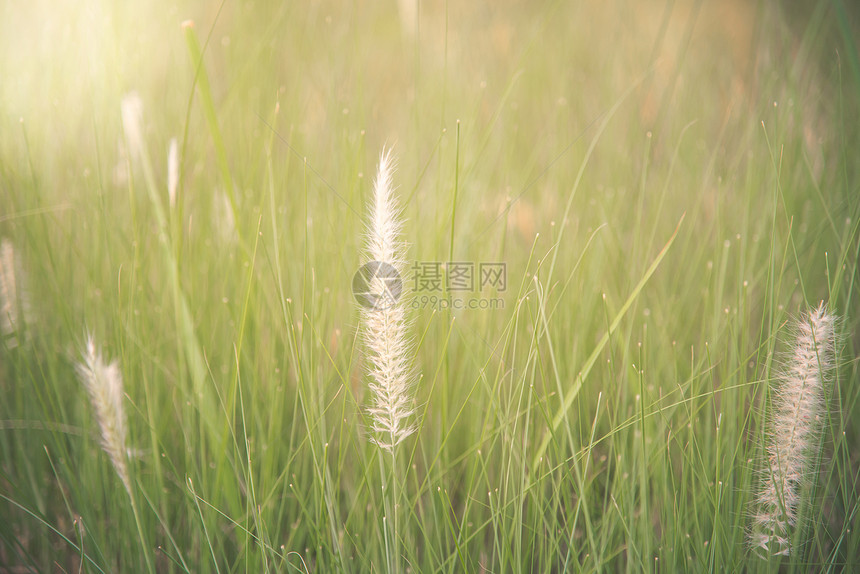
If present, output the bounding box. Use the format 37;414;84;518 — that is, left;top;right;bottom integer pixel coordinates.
0;239;20;346
76;334;132;496
751;303;836;556
361;148;416;451
0;239;34;348
168;137;179;208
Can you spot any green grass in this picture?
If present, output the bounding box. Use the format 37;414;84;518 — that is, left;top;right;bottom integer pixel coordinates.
1;0;859;571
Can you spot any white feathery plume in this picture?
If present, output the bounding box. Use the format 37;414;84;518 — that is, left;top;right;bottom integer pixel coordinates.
214;189;237;243
0;239;32;348
360;148;416;450
120;92;144;161
76;335;132;496
396;0;418;38
0;239;20;345
167;137;179;208
751;303;836;556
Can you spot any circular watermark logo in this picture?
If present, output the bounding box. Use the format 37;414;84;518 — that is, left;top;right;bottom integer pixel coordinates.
352;261;403;310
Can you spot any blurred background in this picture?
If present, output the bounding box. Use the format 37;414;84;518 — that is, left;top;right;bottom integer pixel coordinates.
2;0;857;363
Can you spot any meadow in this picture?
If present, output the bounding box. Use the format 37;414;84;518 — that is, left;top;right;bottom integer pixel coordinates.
1;0;859;571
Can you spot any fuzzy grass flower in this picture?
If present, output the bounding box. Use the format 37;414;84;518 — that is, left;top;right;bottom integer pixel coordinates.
751;303;836;556
0;239;21;346
0;238;33;348
167;137;179;208
76;334;132;496
360;148;416;451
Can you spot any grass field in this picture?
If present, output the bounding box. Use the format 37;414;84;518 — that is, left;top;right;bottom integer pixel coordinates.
2;0;860;571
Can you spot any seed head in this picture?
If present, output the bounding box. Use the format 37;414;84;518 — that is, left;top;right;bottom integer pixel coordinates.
76;335;131;496
751;303;836;556
360;148;416;450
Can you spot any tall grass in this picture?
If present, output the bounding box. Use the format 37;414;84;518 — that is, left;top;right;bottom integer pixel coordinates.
75;334;154;573
359;149;416;572
1;0;859;572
